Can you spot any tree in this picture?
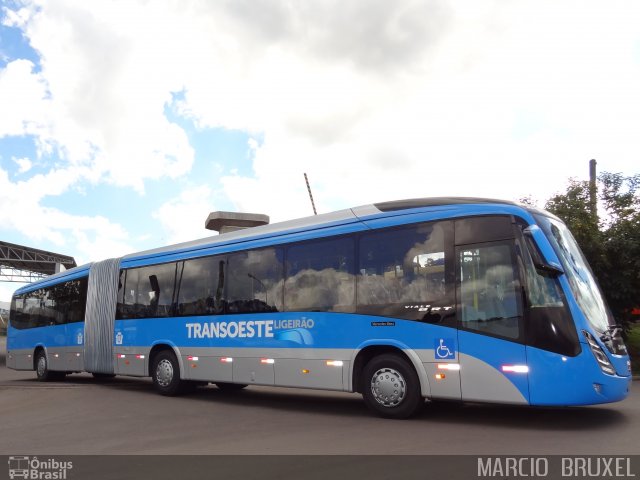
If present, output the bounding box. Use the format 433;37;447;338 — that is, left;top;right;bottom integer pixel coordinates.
595;172;640;328
545;172;640;329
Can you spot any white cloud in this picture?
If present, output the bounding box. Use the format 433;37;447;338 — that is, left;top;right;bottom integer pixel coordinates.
181;0;640;217
0;59;49;138
8;0;639;221
3;1;195;192
152;185;217;244
1;5;32;28
13;157;33;174
0;0;638;270
0;165;132;265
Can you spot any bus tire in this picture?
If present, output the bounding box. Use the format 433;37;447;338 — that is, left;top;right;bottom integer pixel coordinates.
215;382;248;392
151;350;185;396
361;354;423;419
35;350;65;382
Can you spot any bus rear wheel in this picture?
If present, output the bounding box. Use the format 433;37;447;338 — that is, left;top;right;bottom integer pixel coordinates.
152;350;187;396
361;354;423;419
35;350;65;382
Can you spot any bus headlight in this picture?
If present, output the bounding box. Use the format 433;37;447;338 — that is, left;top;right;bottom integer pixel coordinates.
583;330;616;376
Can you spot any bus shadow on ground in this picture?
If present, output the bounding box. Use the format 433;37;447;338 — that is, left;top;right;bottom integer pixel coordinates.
183;383;629;429
12;373;630;429
6;373;152;389
421;399;628;431
186;384;369;418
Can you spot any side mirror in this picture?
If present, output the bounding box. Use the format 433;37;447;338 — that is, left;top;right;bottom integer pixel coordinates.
523;227;564;277
534;259;564;276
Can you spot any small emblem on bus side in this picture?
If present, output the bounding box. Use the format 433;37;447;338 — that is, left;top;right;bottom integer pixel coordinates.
435;338;456;359
115;332;123;345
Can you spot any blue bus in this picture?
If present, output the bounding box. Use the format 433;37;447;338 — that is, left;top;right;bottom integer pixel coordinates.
6;197;632;418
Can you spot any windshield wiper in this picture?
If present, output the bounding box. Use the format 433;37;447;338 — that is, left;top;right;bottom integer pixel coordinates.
599;326;627;355
467;316;508;323
600;325;622;340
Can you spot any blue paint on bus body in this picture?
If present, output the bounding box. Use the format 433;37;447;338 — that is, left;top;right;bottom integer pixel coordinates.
7;199;632;408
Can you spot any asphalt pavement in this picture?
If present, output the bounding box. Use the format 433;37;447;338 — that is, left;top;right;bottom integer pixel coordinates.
1;336;638;456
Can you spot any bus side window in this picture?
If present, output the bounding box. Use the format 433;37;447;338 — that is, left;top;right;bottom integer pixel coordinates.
134;263;178;319
116;270;127;319
23;291;43;328
65;277;88;324
458;243;522;341
37;288;57;326
10;278;88;329
177;256;225;316
10;296;25;329
285;237;355;313
357;221;453;322
227;248;283;314
116;268;140;319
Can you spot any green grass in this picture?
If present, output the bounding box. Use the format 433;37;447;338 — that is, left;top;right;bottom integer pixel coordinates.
626;322;640;375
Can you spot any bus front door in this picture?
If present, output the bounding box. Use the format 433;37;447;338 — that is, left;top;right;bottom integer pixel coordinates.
456;242;530;405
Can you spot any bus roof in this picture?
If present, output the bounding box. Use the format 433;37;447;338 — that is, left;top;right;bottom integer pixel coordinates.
123;197;526;263
374;197;519;211
12;197;533;295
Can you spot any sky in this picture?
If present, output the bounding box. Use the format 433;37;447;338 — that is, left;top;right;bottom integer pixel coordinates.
0;0;639;302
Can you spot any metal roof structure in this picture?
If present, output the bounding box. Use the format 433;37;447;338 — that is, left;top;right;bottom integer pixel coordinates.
205;211;270;234
0;240;77;283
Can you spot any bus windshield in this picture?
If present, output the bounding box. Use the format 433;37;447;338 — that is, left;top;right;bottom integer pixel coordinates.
534;213;614;333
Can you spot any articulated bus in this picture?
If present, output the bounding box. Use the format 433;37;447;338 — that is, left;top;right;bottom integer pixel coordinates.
6;198;632;418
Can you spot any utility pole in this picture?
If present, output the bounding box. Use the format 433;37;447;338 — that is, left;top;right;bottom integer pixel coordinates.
304;173;318;215
589;159;597;222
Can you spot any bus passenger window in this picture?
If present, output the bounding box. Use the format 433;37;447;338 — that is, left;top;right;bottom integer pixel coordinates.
116;264;177;319
116;270;127;319
227;248;283;314
176;256;226;316
139;263;177;318
23;291;45;328
37;288;59;326
52;278;88;324
117;268;139;319
459;243;522;340
285;238;355;313
9;296;25;330
357;221;453;322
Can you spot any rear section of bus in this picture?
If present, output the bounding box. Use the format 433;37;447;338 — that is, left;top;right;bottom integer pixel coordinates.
6;272;89;377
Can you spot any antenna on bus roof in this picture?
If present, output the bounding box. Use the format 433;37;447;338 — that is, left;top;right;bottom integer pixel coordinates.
304;173;318;215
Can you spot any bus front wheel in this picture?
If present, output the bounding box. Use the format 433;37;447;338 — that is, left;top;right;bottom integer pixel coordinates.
35;350;65;382
151;350;186;396
361;354;423;419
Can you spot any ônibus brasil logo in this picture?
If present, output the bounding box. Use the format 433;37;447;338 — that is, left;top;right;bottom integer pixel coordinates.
8;456;73;480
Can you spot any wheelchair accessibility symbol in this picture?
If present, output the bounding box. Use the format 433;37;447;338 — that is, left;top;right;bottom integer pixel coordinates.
435;338;456;359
